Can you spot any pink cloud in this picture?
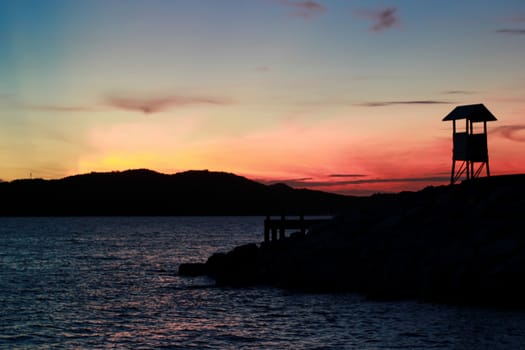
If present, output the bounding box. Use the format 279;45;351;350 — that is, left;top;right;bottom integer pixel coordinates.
356;7;399;32
105;94;233;114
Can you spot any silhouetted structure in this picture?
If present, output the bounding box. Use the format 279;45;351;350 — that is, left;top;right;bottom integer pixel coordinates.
443;104;497;184
263;215;330;243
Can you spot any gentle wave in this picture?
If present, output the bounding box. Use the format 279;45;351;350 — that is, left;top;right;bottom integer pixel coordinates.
1;217;525;349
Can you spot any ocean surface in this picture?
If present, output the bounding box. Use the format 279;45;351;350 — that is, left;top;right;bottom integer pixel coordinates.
1;217;525;349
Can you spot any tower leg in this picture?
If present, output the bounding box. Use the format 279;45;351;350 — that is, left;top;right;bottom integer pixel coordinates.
450;160;455;184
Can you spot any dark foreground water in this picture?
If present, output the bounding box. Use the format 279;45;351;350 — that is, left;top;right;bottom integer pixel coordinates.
1;217;525;349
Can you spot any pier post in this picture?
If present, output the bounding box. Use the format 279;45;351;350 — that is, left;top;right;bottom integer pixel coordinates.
279;214;285;240
271;227;277;242
262;215;331;243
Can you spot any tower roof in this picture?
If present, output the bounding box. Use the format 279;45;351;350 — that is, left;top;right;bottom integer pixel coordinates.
442;103;497;122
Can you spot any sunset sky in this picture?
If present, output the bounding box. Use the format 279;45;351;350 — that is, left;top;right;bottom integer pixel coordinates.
1;0;524;195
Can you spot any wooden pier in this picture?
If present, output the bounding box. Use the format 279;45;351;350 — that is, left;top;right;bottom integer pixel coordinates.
263;215;331;243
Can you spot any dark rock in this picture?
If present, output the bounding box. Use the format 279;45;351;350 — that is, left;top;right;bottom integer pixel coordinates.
205;244;261;286
182;174;525;309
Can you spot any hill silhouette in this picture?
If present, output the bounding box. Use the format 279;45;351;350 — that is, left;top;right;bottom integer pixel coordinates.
0;169;357;216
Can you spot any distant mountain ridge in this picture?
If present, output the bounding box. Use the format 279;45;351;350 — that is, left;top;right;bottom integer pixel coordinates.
0;169;358;216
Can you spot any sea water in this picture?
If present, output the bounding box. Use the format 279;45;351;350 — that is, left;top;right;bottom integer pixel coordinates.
1;216;525;349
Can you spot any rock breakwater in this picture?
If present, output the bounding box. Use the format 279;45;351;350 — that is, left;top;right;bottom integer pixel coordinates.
180;175;525;308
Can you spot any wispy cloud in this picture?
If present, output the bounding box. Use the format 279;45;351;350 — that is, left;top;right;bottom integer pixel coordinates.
355;100;451;107
272;177;313;183
105;94;233;114
491;125;525;142
442;90;476;95
277;0;326;19
336;176;449;185
26;104;93;112
495;29;525;35
329;174;367;178
355;7;399;32
277;175;449;188
496;13;525;35
1;96;92;112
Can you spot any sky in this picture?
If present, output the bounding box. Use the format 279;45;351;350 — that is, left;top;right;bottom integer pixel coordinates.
1;0;524;195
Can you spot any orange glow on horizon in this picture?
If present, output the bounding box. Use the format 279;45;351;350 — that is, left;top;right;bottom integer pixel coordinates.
67;113;525;196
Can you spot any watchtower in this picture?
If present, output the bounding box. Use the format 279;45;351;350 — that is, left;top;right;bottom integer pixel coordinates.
442;104;497;184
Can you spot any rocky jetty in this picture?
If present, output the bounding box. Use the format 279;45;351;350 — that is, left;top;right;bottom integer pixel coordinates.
179;174;525;308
